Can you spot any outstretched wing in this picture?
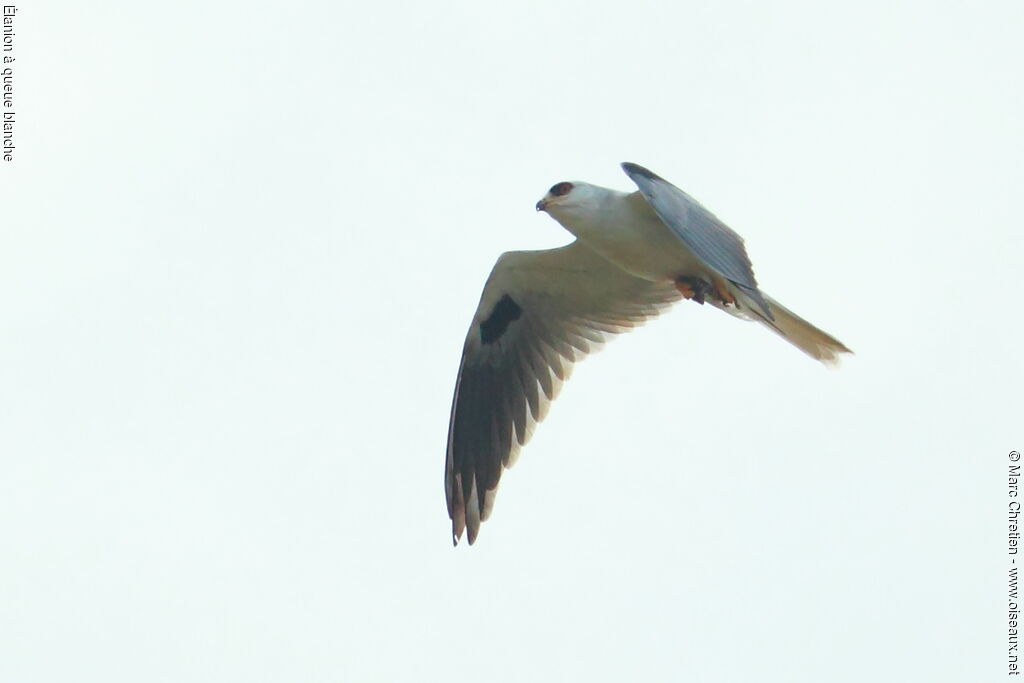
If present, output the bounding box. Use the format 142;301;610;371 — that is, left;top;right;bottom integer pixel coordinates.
446;241;681;545
621;162;772;318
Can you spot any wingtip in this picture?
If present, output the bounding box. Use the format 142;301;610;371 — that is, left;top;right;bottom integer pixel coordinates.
451;517;471;546
620;161;661;181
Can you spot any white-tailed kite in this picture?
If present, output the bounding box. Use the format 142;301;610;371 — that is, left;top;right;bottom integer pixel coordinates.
445;162;851;545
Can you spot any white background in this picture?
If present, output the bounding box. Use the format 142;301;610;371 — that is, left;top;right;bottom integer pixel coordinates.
2;1;1021;681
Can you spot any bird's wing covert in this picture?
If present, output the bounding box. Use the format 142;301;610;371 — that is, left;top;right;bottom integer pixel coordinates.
621;162;771;316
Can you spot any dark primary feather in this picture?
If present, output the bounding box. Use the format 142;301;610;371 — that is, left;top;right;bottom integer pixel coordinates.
445;242;681;544
621;162;772;318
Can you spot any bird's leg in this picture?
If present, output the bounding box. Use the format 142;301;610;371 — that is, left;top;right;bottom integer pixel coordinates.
675;276;712;305
711;276;737;306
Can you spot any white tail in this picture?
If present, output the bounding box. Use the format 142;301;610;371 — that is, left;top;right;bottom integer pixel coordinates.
758;295;852;365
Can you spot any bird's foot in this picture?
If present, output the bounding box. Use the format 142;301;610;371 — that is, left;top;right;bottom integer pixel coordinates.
711;276;736;306
675;277;712;305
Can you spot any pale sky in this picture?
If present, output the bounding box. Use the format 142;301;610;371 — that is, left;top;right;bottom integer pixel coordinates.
2;1;1021;681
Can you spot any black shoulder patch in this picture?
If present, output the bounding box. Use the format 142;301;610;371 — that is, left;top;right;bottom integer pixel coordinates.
480;294;522;344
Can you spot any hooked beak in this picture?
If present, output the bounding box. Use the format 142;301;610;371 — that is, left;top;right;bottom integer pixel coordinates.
535;198;548;212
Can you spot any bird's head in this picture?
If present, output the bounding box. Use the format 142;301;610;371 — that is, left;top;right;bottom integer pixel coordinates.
535;180;608;225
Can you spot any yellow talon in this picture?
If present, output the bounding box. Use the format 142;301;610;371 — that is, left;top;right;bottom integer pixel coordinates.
675;281;696;299
712;277;736;306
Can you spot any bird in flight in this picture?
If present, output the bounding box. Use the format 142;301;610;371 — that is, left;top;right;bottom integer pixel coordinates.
445;162;851;545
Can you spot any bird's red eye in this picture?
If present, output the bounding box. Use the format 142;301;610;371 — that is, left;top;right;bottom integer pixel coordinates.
550;182;574;197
